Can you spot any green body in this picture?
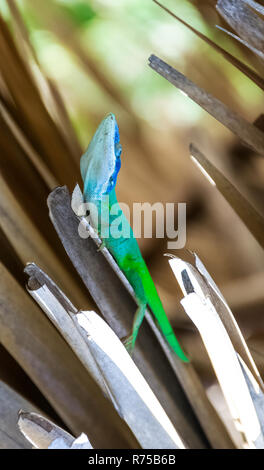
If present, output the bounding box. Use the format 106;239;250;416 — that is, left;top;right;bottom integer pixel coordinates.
81;113;188;361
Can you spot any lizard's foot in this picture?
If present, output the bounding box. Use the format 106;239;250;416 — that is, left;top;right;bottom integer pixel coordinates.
121;305;145;354
121;333;135;355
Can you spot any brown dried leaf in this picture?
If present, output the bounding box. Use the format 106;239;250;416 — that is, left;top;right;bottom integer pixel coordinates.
153;0;264;90
190;144;264;250
0;381;40;449
6;0;83;162
0;262;136;448
216;0;264;59
0;13;79;188
0;173;90;310
148;55;264;157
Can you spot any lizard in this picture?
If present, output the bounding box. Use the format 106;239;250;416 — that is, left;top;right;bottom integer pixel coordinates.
80;113;188;361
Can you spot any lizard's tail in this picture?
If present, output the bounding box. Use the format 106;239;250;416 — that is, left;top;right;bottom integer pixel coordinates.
147;287;189;362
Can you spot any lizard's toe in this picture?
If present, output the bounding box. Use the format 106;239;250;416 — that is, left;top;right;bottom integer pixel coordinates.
121;333;134;355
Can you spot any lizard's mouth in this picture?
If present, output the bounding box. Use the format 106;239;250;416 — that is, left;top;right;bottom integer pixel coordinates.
112;122;122;181
114;119;122;159
105;120;122;194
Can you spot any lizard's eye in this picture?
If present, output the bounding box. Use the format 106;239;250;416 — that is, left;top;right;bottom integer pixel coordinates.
106;174;115;193
108;176;115;189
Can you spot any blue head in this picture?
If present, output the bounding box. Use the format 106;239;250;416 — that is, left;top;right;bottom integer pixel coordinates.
80;113;122;201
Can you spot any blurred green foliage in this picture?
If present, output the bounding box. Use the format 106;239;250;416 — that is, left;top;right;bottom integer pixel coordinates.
62;1;96;27
3;0;262;145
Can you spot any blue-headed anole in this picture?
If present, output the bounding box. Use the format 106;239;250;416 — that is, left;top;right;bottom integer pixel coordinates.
80;113;188;361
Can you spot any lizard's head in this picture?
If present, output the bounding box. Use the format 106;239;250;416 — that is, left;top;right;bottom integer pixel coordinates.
80;113;122;201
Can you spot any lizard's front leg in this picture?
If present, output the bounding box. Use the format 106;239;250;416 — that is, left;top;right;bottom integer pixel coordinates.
97;239;106;252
